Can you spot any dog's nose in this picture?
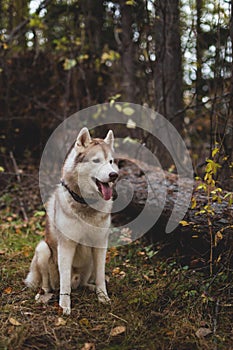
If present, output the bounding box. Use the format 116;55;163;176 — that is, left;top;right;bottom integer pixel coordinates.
109;172;118;182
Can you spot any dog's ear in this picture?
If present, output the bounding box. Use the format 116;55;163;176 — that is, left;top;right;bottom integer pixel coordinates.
76;127;91;148
104;130;114;151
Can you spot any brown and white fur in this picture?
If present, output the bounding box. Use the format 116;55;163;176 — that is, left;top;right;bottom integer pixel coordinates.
25;128;118;315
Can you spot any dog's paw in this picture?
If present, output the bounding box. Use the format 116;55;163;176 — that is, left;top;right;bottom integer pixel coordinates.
96;288;111;304
35;292;53;303
61;306;71;315
59;294;71;315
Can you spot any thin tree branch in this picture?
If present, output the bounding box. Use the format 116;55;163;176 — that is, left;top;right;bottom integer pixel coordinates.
9;151;28;221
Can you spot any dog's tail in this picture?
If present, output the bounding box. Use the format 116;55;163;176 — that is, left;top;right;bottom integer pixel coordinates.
25;240;51;289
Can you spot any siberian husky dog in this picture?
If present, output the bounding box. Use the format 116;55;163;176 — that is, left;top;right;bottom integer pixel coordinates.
25;127;118;315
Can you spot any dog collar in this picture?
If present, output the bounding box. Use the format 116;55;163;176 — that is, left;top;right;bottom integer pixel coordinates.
60;179;99;205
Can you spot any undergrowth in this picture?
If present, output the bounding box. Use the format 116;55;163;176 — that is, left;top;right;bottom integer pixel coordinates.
0;207;233;350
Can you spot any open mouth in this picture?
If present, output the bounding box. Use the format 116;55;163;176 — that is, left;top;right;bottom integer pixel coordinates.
95;178;112;201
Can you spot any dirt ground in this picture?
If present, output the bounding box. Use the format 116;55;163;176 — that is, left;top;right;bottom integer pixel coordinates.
1;205;233;350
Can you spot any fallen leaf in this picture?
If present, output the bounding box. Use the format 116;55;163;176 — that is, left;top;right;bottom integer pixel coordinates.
195;327;212;339
4;287;12;294
119;271;126;278
143;274;153;283
9;317;22;326
112;267;120;275
79;318;90;328
55;317;67;326
137;251;145;256
81;343;95;350
110;325;126;337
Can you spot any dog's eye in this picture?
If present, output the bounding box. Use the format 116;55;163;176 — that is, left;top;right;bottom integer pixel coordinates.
93;158;100;163
109;159;113;164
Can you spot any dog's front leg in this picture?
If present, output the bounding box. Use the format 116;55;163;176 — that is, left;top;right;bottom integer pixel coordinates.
93;248;110;304
58;240;76;315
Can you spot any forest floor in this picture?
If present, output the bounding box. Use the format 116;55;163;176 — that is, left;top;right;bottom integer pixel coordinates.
1;203;233;350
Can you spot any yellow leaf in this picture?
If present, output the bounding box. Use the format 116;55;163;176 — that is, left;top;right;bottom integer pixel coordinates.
79;318;90;328
212;148;219;158
215;231;223;246
9;317;22;326
123;107;134;116
101;52;109;62
196;183;206;191
191;197;197;209
115;104;122;112
179;220;189;226
63;58;77;71
205;163;212;174
110;325;126;337
0;166;4;172
126;0;136;5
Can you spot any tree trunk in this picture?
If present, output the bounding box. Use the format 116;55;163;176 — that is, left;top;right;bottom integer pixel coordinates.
85;0;104;55
120;1;136;102
113;159;233;236
228;0;233;160
0;0;3;30
154;0;183;132
196;0;203;115
220;0;233;190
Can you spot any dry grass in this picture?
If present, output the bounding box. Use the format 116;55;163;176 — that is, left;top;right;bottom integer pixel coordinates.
1;208;233;350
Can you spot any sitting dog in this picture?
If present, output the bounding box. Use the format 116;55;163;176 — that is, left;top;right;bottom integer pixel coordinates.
25;127;118;315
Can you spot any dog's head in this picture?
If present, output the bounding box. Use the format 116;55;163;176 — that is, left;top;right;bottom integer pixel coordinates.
63;128;118;201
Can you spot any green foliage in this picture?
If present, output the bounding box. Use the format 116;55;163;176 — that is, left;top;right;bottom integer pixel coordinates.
193;144;232;275
29;14;45;30
63;58;77;70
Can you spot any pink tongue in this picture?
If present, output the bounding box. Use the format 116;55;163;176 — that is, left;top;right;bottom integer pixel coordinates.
100;182;112;200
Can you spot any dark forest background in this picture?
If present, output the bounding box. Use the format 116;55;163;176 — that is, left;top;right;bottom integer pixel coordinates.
0;0;232;189
1;2;233;349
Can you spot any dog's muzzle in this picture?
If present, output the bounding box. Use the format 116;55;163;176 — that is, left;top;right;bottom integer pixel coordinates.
95;171;118;201
109;172;118;182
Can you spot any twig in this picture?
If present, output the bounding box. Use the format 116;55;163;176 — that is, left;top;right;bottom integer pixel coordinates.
9;151;28;221
213;298;220;335
109;312;128;324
